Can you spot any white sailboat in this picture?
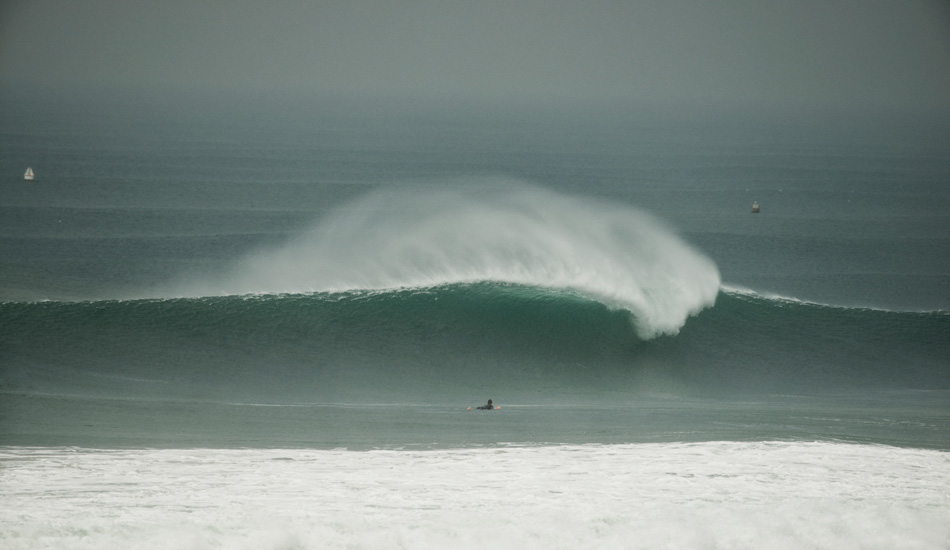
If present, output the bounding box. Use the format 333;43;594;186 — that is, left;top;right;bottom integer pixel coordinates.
24;167;34;181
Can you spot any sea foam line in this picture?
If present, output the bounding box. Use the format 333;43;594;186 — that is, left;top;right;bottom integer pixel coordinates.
1;442;947;550
720;283;949;314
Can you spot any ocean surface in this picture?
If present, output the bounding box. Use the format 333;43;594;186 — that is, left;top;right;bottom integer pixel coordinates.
1;92;949;549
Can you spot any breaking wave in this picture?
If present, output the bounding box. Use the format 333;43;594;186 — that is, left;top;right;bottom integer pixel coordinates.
171;181;720;338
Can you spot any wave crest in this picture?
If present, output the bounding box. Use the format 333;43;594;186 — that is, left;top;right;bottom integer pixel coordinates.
182;180;720;338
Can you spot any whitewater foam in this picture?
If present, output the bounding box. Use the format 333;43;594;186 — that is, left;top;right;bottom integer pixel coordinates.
176;181;720;338
3;442;947;550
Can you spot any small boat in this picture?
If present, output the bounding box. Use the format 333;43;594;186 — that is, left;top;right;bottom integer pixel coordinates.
24;167;34;181
751;201;760;213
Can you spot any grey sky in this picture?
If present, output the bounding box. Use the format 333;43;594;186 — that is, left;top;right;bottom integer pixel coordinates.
2;0;949;111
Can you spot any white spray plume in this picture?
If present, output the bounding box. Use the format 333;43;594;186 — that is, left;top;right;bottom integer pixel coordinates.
193;180;720;338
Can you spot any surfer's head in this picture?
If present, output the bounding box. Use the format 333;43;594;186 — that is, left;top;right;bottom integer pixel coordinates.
487;399;492;405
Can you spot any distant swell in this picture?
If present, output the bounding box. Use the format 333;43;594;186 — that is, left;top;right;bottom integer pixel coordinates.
165;181;721;338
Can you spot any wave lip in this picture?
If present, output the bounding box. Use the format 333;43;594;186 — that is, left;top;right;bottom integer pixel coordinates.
179;180;721;338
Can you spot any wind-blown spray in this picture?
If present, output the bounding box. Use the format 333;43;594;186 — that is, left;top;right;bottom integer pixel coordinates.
193;181;720;338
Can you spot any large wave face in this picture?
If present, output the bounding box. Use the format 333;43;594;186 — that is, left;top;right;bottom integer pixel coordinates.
179;181;720;338
3;287;947;404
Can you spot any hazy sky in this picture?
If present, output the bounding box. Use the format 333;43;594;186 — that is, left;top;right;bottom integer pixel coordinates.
2;0;949;111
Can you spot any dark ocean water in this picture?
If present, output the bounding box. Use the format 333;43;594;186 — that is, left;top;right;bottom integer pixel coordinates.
1;93;948;450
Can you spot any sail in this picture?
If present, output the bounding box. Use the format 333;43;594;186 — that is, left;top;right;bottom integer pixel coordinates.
24;167;34;181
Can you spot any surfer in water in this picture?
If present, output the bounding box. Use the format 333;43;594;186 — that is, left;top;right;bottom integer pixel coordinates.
476;399;494;410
